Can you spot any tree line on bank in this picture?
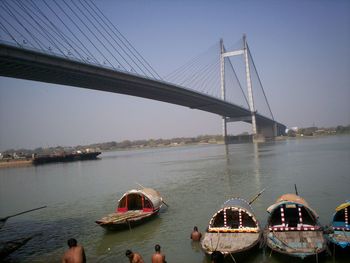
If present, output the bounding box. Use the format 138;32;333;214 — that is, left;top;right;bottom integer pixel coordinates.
287;124;350;137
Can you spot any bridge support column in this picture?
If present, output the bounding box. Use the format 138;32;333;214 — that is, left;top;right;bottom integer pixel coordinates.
256;125;275;142
220;39;228;144
243;35;258;140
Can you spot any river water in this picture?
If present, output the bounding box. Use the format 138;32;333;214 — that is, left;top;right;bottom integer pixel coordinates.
0;135;349;263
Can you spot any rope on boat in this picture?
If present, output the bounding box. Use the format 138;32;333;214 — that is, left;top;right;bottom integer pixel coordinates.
215;229;220;251
228;253;237;263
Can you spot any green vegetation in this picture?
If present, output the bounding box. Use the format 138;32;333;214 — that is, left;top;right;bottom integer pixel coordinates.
287;124;350;137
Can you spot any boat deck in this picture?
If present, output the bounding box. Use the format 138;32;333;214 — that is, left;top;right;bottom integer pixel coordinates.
201;232;260;254
96;210;152;225
266;230;326;255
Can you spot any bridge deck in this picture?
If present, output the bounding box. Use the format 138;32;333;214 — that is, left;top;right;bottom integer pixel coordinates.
0;43;285;131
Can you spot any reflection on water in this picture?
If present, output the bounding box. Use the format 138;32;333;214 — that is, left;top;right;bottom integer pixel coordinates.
0;136;349;262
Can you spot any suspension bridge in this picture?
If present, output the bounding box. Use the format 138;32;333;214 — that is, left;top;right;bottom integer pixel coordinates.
0;0;286;142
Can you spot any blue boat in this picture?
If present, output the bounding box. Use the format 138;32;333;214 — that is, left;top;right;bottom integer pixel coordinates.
326;201;350;249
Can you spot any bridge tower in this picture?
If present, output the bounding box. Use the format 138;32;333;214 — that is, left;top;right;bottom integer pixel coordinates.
220;35;262;143
220;39;228;144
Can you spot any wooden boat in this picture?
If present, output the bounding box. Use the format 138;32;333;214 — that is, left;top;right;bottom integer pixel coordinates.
201;198;262;255
325;201;350;249
95;188;163;230
264;193;326;259
0;236;35;259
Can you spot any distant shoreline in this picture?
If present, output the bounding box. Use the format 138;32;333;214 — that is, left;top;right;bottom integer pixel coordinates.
1;134;349;169
0;159;33;168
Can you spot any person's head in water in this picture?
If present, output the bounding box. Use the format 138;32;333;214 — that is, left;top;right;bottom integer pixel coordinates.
67;238;77;248
125;249;133;258
194;226;198;231
155;244;161;252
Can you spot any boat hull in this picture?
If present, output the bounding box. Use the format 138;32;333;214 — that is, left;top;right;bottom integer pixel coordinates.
33;151;101;165
0;237;33;259
325;230;350;250
264;229;326;259
201;232;261;255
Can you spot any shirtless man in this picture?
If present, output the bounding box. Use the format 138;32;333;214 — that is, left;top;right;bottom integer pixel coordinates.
190;226;202;241
151;244;166;263
125;249;144;263
62;238;86;263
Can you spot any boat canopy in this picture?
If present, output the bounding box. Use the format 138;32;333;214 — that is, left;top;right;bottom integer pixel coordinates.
208;198;259;233
332;201;349;230
117;188;162;213
267;194;319;230
335;201;350;212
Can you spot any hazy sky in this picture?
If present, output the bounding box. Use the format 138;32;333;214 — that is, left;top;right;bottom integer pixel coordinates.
0;0;349;151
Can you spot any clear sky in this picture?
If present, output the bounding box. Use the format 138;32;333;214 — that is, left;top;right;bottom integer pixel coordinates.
0;0;349;151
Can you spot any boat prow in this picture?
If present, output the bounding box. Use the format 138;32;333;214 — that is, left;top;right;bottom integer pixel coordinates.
264;193;326;259
96;188;163;231
201;198;262;255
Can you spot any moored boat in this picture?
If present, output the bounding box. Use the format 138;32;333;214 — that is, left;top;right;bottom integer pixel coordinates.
325;201;350;250
95;188;163;230
201;197;262;256
32;150;101;165
264;193;326;259
0;235;38;260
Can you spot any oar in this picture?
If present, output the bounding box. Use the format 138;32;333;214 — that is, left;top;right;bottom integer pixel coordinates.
162;200;169;207
249;188;265;205
0;206;47;228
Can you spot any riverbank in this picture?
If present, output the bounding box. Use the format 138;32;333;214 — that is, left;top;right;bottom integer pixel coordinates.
0;159;33;168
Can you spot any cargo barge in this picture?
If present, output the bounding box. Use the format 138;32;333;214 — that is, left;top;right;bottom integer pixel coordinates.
32;151;101;165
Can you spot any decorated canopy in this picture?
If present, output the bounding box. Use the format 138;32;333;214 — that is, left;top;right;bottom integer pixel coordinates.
208;198;259;232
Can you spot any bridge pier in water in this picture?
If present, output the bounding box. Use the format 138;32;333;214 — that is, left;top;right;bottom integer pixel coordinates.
223;117;286;144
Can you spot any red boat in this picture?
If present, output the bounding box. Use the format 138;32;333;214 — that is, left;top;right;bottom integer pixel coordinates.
96;188;164;231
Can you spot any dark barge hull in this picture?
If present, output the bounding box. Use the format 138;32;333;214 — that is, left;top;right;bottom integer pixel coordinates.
33;152;101;165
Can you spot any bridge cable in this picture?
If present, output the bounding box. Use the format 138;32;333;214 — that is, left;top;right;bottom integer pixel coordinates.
194;60;220;97
51;0;113;68
80;0;158;79
201;60;220;97
70;0;139;75
12;0;69;59
0;17;24;47
193;59;218;92
26;0;90;63
226;56;250;107
165;42;219;83
41;0;100;65
180;54;217;87
206;61;221;98
60;0;118;69
0;1;46;51
87;0;162;80
185;58;219;95
247;44;274;120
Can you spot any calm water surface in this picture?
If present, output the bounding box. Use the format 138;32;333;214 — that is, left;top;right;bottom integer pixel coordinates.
0;135;349;263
